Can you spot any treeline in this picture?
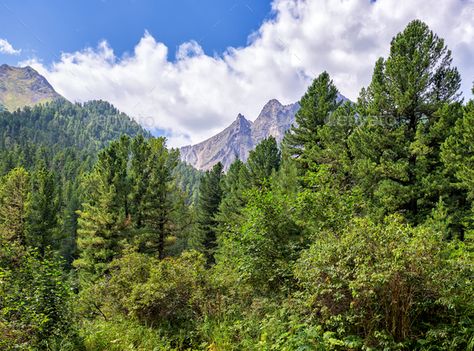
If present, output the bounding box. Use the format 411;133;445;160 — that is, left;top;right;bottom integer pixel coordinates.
1;20;473;350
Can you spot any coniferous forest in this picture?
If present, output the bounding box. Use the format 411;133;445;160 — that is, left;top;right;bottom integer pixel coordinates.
0;21;473;350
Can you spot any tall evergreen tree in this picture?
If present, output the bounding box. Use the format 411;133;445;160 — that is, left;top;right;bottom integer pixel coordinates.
194;162;223;264
0;167;29;246
129;135;151;228
218;158;249;227
441;84;474;237
74;138;131;276
140;137;179;259
246;136;281;187
350;20;462;225
284;71;341;170
26;165;59;255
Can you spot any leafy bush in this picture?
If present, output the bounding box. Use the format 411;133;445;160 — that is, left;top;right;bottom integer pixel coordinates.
0;244;79;350
295;215;474;349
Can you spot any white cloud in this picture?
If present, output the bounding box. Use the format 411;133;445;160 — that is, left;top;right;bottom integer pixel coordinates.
0;38;21;55
23;0;474;147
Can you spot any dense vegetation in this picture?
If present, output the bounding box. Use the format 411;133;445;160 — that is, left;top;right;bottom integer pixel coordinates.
0;20;473;350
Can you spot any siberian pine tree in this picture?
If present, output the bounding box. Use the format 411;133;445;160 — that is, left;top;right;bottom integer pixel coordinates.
129;135;151;228
441;85;474;237
217;158;249;228
26;164;59;255
74;138;131;277
350;19;462;224
140;137;179;259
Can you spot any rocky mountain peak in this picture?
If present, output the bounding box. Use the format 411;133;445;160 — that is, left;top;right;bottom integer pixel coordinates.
233;113;252;130
259;98;283;116
180;99;300;170
0;64;63;111
179;92;351;171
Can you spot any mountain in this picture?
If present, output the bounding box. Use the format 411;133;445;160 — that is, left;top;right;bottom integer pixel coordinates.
180;99;300;170
0;64;63;111
180;93;348;170
180;113;254;170
179;99;299;170
251;99;300;144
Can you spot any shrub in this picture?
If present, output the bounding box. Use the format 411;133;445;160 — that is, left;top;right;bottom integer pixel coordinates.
294;215;474;349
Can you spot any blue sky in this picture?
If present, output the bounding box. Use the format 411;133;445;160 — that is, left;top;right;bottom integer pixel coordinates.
1;0;473;147
0;0;272;65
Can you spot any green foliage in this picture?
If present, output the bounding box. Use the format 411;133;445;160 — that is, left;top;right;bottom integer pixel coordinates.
295;215;473;349
246;136;281;186
442;92;474;237
81;318;174;351
0;167;29;245
75;136;181;277
0;246;78;350
140;138;180;258
0;19;473;351
193;162;223;263
350;19;463;227
284;71;341;169
215;188;302;296
26;164;60;255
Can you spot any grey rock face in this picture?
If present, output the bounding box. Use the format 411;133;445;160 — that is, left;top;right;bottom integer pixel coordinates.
180;99;300;170
180;92;350;170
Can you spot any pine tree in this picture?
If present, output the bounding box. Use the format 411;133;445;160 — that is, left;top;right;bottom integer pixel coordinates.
26;165;59;255
129;135;151;228
74;138;131;276
246;136;281;187
441;84;474;238
194;162;223;264
0;167;30;246
140;137;179;259
350;20;462;224
284;71;341;170
218;158;249;227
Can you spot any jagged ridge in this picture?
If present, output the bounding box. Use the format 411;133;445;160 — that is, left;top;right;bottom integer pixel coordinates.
180;93;348;170
180;100;299;170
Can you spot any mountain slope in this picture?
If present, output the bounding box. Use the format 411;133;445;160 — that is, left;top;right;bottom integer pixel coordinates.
0;64;63;111
0;99;150;174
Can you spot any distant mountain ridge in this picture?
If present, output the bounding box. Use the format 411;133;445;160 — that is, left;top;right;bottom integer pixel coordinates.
180;100;299;170
0;64;63;111
180;94;347;170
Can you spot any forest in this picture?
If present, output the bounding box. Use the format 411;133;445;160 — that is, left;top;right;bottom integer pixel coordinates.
0;20;473;350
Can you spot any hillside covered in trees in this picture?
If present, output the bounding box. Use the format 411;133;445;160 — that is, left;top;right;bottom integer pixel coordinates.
0;20;473;351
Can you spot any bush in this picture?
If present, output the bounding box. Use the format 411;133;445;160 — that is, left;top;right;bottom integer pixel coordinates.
294;215;474;349
0;244;79;350
81;318;175;351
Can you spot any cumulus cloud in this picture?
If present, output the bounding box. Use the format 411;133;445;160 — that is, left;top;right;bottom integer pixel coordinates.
23;0;474;147
0;38;21;55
